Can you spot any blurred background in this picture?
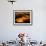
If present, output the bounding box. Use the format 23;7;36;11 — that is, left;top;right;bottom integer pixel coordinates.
0;0;46;44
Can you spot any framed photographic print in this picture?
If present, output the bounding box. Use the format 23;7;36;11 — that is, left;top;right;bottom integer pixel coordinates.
13;10;32;25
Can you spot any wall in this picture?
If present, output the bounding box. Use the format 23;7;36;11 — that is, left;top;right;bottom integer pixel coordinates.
0;0;46;42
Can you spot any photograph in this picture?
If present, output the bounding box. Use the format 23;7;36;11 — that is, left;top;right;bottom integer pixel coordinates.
13;10;32;25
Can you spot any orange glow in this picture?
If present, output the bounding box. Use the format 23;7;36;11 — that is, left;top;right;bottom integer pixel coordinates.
15;14;30;23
